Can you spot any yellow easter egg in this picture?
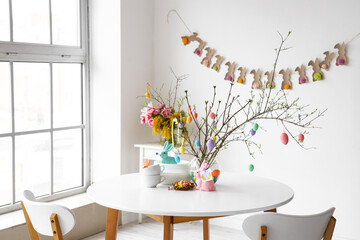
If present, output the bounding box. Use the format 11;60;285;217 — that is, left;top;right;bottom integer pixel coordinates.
179;146;185;154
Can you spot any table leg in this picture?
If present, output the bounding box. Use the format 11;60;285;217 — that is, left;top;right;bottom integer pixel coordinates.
203;219;210;240
105;208;119;240
163;216;174;240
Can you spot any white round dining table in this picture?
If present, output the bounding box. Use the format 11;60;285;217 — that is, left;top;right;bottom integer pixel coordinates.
87;172;294;240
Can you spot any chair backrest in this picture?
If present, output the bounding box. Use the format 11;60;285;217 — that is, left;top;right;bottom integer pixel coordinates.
242;208;335;240
22;190;76;236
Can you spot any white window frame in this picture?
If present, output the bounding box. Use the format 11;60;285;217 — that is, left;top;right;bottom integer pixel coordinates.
0;0;90;214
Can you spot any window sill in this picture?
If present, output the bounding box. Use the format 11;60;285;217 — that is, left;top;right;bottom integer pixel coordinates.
0;192;94;231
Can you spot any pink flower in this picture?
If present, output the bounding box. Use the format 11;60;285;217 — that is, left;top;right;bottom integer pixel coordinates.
140;116;145;124
148;118;154;127
144;114;150;123
162;109;171;118
153;109;161;115
156;104;163;109
147;108;155;115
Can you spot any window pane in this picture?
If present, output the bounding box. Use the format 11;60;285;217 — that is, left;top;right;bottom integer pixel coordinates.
53;129;82;192
51;0;80;46
0;138;12;206
12;0;50;44
0;0;10;41
14;63;50;132
53;63;82;128
0;63;12;134
15;133;51;201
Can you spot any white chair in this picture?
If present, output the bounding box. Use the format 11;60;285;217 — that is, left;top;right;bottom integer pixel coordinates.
242;207;336;240
21;190;76;240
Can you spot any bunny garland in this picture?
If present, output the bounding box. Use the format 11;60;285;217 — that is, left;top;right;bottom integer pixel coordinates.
180;31;355;90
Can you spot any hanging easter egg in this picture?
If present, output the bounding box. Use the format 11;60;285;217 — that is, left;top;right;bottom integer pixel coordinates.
212;169;220;178
250;129;256;136
187;115;192;124
253;123;259;131
248;164;254;172
213;176;217;183
298;133;305;143
175;155;180;163
314;72;322;81
207;138;215;151
179;145;185;154
280;132;289;145
190;171;194;178
195;138;200;147
194;112;198;118
209;112;215;119
145;84;150;99
212;135;216;142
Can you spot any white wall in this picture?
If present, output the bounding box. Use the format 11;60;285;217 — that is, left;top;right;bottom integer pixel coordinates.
121;0;154;174
90;0;121;181
152;0;360;239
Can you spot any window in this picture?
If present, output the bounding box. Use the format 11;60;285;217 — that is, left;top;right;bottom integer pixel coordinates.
0;0;89;214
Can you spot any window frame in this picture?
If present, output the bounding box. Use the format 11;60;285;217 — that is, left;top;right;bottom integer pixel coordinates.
0;0;90;214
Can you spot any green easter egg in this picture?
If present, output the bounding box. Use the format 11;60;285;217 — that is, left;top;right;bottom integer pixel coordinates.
248;164;254;172
314;72;322;81
190;171;194;178
253;123;259;131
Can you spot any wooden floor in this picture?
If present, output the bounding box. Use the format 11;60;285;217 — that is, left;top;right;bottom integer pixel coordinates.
83;217;248;240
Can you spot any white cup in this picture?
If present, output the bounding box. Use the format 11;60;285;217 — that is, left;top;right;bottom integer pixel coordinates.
141;164;165;175
141;174;165;188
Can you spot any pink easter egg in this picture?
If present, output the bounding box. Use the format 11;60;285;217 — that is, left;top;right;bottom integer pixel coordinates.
337;58;345;65
300;77;306;84
280;132;289;145
298;133;304;143
209;112;215;119
195;49;201;55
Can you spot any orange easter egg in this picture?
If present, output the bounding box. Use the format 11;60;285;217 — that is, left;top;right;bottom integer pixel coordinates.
194;112;198;118
212;169;220;177
298;133;304;142
209;112;215;119
187;116;192;124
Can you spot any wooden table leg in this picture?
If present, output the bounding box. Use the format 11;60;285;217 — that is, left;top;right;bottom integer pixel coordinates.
105;208;119;240
203;219;210;240
163;216;174;240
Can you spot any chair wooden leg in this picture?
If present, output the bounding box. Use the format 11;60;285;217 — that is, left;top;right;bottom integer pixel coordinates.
260;226;267;240
203;219;210;240
163;216;174;240
50;213;64;240
323;216;336;240
21;202;40;240
265;208;277;213
105;208;119;240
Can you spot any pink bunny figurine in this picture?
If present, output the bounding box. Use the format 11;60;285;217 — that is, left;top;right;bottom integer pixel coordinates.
194;168;203;190
194;161;216;191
